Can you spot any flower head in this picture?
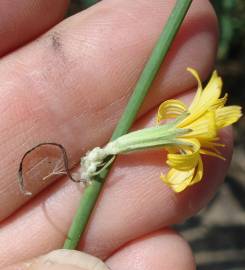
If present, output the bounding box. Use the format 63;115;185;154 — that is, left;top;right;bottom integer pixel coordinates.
158;68;242;192
81;68;242;193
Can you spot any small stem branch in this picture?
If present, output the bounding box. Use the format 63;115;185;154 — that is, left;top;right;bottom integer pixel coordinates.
63;0;193;250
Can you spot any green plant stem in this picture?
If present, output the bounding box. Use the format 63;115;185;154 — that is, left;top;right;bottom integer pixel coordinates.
82;0;100;9
63;0;193;250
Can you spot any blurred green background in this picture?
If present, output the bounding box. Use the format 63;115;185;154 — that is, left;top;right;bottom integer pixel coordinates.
69;1;245;269
213;0;245;105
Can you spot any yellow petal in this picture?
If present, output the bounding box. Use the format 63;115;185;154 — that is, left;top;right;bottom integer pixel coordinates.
199;140;224;155
182;111;217;140
189;157;203;185
215;105;242;129
180;70;222;126
187;68;203;112
157;99;187;123
200;149;225;160
166;139;200;171
211;93;228;110
200;140;225;149
161;169;194;192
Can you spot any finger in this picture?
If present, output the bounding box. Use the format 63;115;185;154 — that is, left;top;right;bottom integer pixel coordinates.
106;230;195;270
3;230;195;270
0;0;217;220
0;91;233;267
0;0;69;56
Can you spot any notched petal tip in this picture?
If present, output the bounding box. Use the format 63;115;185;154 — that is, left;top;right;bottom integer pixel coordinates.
215;105;243;129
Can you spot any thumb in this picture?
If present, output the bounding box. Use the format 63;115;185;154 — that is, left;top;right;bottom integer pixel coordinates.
5;250;110;270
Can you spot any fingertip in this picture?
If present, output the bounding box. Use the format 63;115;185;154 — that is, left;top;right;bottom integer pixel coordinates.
106;229;195;270
4;250;109;270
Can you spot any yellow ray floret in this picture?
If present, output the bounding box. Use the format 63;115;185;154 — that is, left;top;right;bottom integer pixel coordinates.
158;68;242;192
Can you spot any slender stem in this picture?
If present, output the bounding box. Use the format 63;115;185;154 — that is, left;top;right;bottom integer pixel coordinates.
63;0;193;250
82;0;100;9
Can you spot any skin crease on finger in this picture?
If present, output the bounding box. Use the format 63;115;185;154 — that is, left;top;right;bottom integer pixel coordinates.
0;0;221;267
0;0;70;57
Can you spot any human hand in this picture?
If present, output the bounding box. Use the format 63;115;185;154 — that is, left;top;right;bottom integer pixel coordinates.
0;1;230;269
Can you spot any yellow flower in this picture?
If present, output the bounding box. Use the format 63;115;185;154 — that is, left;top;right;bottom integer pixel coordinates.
157;68;242;192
